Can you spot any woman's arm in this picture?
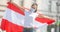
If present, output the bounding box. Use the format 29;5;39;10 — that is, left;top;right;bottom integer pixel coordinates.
10;2;30;11
36;11;55;20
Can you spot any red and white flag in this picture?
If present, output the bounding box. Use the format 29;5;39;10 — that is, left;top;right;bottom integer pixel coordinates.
1;2;55;32
1;2;25;32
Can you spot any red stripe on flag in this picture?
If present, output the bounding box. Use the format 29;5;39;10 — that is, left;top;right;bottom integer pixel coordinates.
1;19;24;32
35;17;55;25
7;2;25;15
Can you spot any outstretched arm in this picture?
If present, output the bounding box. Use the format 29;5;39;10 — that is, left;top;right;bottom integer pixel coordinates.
9;2;30;11
36;11;55;20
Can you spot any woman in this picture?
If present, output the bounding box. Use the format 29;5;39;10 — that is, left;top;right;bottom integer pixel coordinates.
23;3;38;32
23;3;55;32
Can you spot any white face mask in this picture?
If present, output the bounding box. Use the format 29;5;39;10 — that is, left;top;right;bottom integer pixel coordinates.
30;8;35;13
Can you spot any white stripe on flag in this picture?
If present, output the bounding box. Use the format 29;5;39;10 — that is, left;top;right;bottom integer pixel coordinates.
3;8;24;26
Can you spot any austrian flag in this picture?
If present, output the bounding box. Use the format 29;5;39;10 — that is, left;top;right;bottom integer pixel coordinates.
1;2;55;32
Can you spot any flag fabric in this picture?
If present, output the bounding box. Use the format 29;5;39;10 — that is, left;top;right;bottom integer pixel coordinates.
35;17;55;32
35;17;55;25
1;2;25;32
30;13;55;27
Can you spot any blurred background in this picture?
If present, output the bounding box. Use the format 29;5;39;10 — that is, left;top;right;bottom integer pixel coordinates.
0;0;60;32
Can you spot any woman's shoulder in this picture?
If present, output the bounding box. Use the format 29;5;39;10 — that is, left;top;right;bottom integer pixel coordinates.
36;11;43;14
